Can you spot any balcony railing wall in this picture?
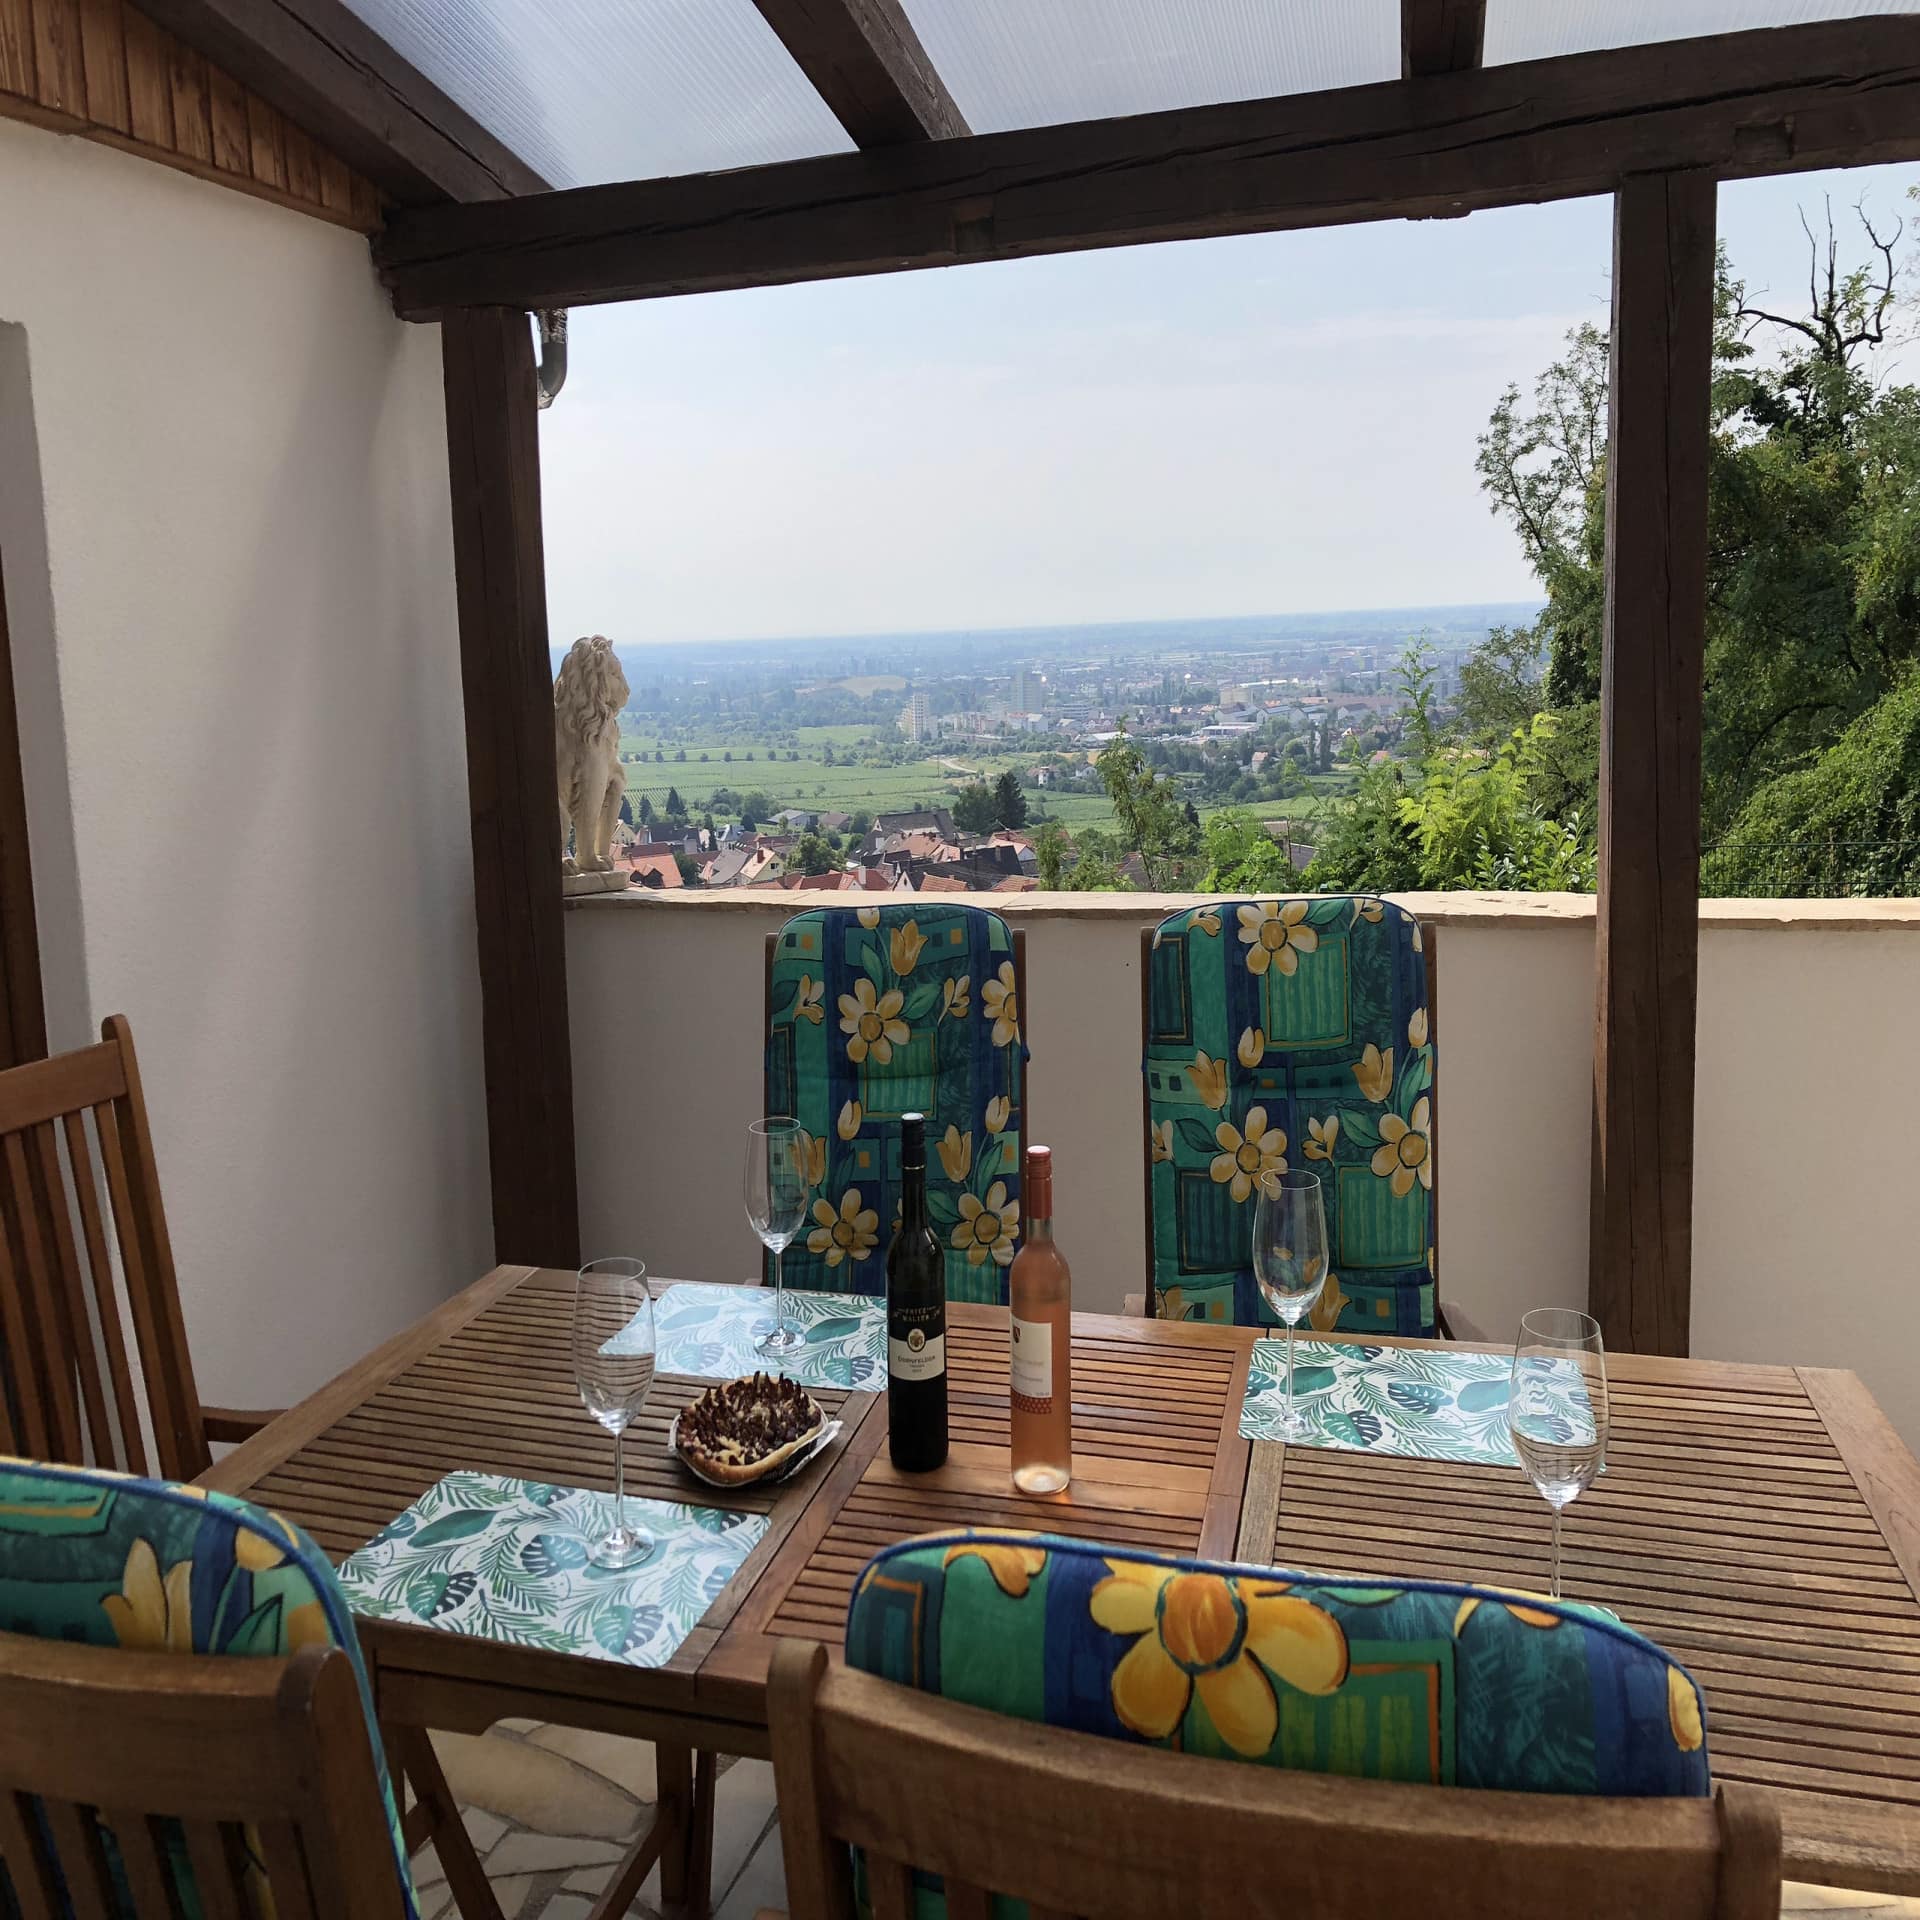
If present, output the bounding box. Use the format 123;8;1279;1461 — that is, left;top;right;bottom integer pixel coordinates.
568;891;1920;1450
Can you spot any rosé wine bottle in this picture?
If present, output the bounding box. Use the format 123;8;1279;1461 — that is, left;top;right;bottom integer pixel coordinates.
1008;1145;1071;1494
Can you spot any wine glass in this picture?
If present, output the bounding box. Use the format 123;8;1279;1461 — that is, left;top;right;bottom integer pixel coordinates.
572;1258;656;1569
745;1117;810;1358
1251;1169;1329;1440
1510;1307;1609;1600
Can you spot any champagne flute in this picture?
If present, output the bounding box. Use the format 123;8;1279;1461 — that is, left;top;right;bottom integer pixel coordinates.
1252;1169;1329;1440
1510;1307;1609;1600
572;1258;656;1569
745;1117;810;1358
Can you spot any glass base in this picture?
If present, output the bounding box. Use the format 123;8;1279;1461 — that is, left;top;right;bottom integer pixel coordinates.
589;1524;655;1570
1267;1402;1313;1440
755;1320;806;1357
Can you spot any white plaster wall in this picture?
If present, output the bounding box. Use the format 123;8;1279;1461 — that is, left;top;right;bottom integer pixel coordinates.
571;895;1920;1452
0;120;490;1407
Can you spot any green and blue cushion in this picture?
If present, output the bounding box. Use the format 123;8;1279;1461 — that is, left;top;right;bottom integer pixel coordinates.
1144;896;1436;1333
766;903;1027;1305
0;1455;418;1918
848;1531;1709;1799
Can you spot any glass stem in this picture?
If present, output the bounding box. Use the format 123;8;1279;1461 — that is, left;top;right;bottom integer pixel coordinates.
773;1244;786;1327
1286;1317;1298;1427
613;1425;628;1542
1550;1504;1562;1600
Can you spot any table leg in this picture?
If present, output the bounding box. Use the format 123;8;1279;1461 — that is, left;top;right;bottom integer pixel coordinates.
653;1744;718;1920
392;1725;507;1920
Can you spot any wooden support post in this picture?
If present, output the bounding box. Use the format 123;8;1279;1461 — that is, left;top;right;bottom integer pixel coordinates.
1589;172;1716;1356
0;540;46;1070
441;307;580;1270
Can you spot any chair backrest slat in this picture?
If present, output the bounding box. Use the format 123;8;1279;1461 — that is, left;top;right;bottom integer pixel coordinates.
769;1642;1781;1920
0;1787;59;1919
60;1106;149;1473
0;1016;206;1476
181;1821;250;1920
40;1797;119;1919
105;1808;179;1917
867;1853;915;1920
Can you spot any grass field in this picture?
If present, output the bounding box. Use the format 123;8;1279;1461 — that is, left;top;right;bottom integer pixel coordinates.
617;725;1351;838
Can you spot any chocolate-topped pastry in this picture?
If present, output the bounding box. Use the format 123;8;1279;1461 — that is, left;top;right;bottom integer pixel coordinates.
674;1374;828;1485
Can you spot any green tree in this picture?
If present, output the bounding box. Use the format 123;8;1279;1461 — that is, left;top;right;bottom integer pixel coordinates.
617;793;633;827
663;786;686;819
1201;812;1295;892
992;769;1029;829
1096;727;1200;888
739;790;774;824
792;832;839;876
849;809;873;837
1035;821;1066;888
952;783;999;834
673;851;699;885
637;794;654;827
1062;827;1131;891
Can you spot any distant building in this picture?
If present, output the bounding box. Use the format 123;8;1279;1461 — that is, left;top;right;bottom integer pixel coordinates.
901;691;932;742
1011;667;1042;711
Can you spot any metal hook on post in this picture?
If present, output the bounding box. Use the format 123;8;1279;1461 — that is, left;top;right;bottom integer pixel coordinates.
534;309;568;409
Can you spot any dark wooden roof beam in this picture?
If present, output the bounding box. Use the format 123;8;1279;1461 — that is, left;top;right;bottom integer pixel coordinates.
752;0;967;145
1402;0;1486;78
131;0;548;203
375;17;1920;316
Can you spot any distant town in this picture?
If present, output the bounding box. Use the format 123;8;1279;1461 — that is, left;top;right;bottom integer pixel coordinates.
582;603;1540;893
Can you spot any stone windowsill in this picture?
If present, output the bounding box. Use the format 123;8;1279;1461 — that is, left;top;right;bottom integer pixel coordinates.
567;887;1920;933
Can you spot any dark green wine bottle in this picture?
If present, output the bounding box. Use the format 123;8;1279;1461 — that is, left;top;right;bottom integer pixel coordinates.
886;1113;948;1472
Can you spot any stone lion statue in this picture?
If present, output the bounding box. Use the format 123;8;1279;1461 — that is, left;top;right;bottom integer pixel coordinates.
555;634;629;874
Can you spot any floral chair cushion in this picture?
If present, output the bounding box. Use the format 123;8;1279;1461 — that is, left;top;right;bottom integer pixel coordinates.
1144;896;1436;1333
767;903;1027;1305
0;1455;418;1919
848;1531;1709;1800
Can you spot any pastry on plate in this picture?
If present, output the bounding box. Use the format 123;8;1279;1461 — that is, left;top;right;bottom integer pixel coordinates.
673;1373;829;1486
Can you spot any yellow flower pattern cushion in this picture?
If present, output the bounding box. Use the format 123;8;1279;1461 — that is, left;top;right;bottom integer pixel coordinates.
766;904;1026;1304
1143;896;1436;1331
848;1531;1709;1798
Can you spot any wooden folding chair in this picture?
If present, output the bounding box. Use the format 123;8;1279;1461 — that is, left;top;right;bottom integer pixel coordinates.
768;1640;1780;1920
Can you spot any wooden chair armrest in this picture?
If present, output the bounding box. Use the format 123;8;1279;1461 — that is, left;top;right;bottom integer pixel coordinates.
1435;1301;1491;1345
202;1405;284;1445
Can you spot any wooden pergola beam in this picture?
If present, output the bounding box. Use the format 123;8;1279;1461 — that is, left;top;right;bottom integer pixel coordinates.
752;0;968;146
441;308;580;1271
1401;0;1485;78
131;0;548;203
1589;172;1717;1357
374;16;1920;316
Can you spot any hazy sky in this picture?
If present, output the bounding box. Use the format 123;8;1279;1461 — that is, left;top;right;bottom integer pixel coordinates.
538;162;1919;647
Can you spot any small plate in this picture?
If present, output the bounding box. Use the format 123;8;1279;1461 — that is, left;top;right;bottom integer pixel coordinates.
667;1413;843;1489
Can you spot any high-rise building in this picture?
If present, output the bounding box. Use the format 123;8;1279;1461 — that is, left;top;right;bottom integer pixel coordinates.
905;691;931;741
1011;668;1042;712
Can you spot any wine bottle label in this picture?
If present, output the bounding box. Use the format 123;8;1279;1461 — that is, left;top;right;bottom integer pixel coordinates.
889;1328;946;1383
1010;1314;1053;1411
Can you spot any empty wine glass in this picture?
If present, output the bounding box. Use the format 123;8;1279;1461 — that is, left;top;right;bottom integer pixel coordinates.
1510;1307;1609;1600
745;1117;810;1358
572;1258;656;1569
1252;1169;1329;1440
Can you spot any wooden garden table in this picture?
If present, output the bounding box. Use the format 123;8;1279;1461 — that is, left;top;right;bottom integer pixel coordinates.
203;1265;1920;1900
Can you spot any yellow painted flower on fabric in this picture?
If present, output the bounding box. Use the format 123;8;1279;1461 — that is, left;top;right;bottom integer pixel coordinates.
952;1182;1019;1267
1304;1115;1340;1161
1237;1026;1266;1069
889;920;927;976
1668;1666;1705;1752
808;1188;878;1267
1453;1592;1562;1635
1371;1098;1431;1198
982;962;1020;1048
938;1126;973;1183
286;1602;330;1652
793;974;824;1024
1186;1051;1228;1112
1150;1119;1174;1164
838;977;909;1066
1412;920;1424;952
1408;1006;1429;1049
1091;1561;1348;1757
233;1507;300;1572
1353;898;1383;925
797;1128;827;1188
1353;1044;1394;1103
104;1539;195;1653
1307;1271;1350;1334
942;974;972;1021
858;906;881;928
984;1094;1010;1134
1236;901;1318;978
1210;1107;1286;1205
1192;909;1221;937
944;1536;1047;1598
836;1099;863;1142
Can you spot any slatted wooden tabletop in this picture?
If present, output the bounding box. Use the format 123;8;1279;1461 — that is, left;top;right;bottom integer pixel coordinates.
205;1265;1920;1896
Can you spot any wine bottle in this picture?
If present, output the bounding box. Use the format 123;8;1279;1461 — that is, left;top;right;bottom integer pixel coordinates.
886;1112;948;1472
1008;1144;1072;1493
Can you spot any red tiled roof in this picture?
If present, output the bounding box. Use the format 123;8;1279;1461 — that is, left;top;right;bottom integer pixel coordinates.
623;852;683;888
916;874;971;893
992;875;1038;892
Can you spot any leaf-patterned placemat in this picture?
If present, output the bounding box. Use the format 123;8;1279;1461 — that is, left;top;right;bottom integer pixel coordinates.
1241;1340;1521;1464
335;1473;768;1666
652;1282;884;1391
